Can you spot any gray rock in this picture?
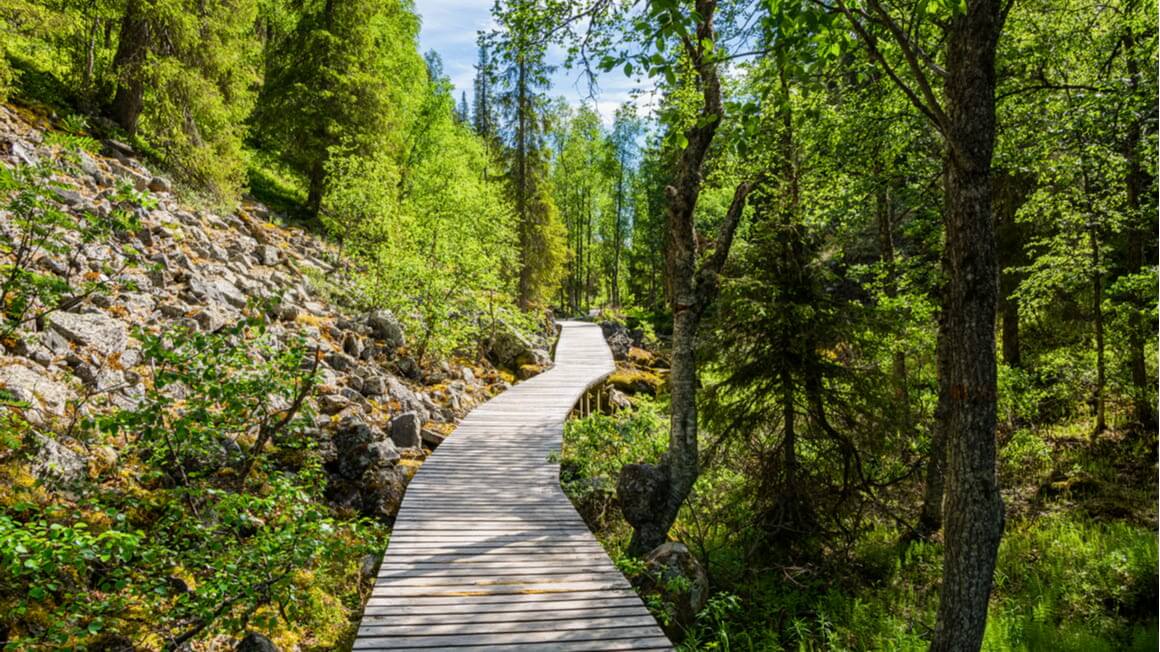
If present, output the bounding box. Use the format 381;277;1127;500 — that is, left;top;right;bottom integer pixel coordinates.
360;464;408;518
0;361;74;417
617;463;670;550
367;440;401;466
77;151;102;180
318;394;351;415
324;352;357;372
486;319;551;370
342;332;363;358
389;411;421;448
236;632;279;652
420;428;446;449
30;433;87;485
187;276;247;309
148;176;171;193
46;311;128;356
395;356;420;381
277;303;300;322
365;309;405;350
359;553;379;583
52;187;85;207
640;541;710;639
257;245;280;266
607;388;632;412
460;367;475;384
332;416;388;480
37;329;72;356
361;375;387;397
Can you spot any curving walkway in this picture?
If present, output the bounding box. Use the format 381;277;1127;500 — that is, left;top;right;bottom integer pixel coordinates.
354;321;672;651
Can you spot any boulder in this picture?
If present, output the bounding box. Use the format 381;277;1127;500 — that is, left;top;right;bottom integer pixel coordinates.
361;375;387;397
29;433;87;486
389;412;422;448
361;464;408;518
318;394;351;415
420;428;446;449
332;416;390;480
46;311;128;356
606;387;632;412
0;360;75;418
257;245;280;266
236;632;278;652
639;542;710;639
365;310;405;350
324;351;357;372
395;356;421;381
600;323;633;361
486;320;550;371
148;176;172;193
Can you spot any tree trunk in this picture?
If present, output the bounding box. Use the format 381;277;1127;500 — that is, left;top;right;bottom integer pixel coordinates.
306;159;326;218
612;164;624;307
109;0;149;135
929;0;1006;648
1090;224;1106;434
993;171;1033;369
918;310;949;536
516;59;532;310
1121;27;1156;430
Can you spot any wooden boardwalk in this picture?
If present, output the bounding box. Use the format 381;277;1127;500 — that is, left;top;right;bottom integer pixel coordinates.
354;321;672;651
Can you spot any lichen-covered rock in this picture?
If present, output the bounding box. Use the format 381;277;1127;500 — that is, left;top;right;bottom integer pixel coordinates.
365;309;405;350
46;311;128;356
30;433;87;485
486;319;550;371
639;541;710;640
236;632;279;652
617;462;670;554
389;411;421;449
0;359;75;420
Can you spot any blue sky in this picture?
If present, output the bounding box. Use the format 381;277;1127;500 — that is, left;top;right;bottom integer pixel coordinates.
413;0;650;124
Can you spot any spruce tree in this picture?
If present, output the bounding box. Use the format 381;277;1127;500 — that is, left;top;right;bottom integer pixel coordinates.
492;0;565;308
472;35;495;141
250;0;425;217
105;0;259;198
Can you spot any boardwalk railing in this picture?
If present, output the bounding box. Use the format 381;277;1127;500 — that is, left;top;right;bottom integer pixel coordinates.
354;321;673;651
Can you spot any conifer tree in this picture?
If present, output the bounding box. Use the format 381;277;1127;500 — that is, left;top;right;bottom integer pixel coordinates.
492;0;565;308
104;0;259;198
251;0;425;217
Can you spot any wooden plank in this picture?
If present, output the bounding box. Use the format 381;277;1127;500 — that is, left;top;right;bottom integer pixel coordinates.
358;615;659;636
352;626;670;649
364;592;646;609
360;638;672;652
360;605;650;623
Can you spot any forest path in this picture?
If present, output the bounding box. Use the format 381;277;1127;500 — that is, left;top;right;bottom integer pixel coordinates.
354;321;672;651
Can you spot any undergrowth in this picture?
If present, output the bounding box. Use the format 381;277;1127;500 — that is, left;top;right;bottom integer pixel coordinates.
562;397;1159;651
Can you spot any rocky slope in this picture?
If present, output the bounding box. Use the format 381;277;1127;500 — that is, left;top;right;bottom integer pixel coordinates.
0;103;551;521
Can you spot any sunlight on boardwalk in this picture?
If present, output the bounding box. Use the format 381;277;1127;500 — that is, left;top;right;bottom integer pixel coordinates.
354;321;672;651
